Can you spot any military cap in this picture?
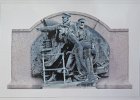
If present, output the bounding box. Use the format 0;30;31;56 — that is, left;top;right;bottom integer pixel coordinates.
62;13;71;18
78;18;86;23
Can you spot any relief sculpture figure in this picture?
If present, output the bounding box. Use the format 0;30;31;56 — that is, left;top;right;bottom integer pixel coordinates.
36;13;72;82
32;13;110;87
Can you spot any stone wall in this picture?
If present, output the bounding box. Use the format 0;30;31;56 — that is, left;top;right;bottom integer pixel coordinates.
7;11;132;89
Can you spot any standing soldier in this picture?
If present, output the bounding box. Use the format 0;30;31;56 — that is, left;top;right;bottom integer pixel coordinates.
67;18;95;80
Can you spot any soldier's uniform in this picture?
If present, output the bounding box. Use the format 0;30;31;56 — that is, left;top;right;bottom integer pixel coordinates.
37;13;72;81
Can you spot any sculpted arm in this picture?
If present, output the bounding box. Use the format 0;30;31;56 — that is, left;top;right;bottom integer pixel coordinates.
37;24;59;32
68;31;81;46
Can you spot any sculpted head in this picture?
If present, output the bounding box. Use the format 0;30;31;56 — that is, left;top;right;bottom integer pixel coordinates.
62;13;71;24
78;18;86;29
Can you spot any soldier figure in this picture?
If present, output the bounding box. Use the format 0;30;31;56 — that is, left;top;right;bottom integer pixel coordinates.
37;13;72;82
68;18;99;84
66;18;95;80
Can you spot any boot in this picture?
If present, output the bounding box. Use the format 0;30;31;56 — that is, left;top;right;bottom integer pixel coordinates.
47;73;56;82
